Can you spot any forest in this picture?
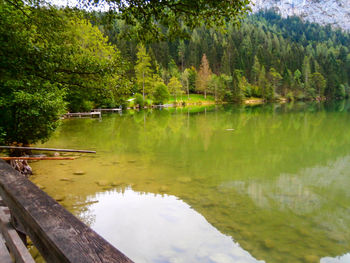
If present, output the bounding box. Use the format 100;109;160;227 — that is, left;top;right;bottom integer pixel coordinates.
101;10;350;104
1;0;350;146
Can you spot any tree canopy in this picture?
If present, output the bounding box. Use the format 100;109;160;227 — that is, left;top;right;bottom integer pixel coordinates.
83;0;251;41
0;1;129;145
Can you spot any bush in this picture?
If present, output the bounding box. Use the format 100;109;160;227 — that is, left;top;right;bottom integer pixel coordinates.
286;91;294;101
153;84;170;105
0;88;66;145
335;84;346;99
81;100;94;112
116;98;128;110
135;93;144;108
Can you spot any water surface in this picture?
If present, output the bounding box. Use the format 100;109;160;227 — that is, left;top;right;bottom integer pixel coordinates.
31;102;350;263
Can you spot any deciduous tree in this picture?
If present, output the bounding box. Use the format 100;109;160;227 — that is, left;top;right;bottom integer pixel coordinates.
0;3;129;145
135;44;153;100
196;54;212;98
168;76;183;102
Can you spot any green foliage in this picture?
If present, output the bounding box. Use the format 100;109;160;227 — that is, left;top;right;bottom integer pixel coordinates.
153;84;170;105
135;93;145;108
209;74;231;101
168;76;183;101
187;67;197;93
0;87;66;145
335;85;346;99
311;72;327;98
135;44;153;99
168;59;180;78
251;56;261;85
268;68;283;100
84;0;251;41
0;2;129;144
104;10;350;101
61;17;130;111
181;69;190;99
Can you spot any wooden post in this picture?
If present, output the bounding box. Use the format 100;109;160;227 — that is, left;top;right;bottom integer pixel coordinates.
0;207;35;263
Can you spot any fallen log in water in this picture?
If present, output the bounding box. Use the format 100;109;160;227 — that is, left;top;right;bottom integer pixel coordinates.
0;157;76;161
0;146;96;154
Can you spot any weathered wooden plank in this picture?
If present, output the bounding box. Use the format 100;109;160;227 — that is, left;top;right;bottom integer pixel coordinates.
0;160;133;263
0;157;76;161
0;233;12;263
0;207;35;263
66;112;101;115
0;146;96;154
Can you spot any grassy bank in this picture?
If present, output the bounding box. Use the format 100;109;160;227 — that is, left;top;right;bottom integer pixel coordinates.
127;94;216;108
127;94;295;109
168;94;215;105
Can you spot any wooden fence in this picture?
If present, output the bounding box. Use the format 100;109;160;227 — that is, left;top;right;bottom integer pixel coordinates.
0;160;133;263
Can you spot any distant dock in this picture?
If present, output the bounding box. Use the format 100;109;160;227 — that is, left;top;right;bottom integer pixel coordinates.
63;108;122;119
63;112;101;118
92;108;122;113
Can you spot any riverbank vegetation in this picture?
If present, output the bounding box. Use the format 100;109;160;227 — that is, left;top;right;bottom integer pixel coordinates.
1;0;349;146
0;2;130;145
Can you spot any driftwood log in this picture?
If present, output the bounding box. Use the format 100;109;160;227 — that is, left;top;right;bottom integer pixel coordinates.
1;157;76;161
0;146;96;154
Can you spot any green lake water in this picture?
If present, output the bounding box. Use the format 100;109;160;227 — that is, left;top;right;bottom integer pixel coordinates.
31;101;350;263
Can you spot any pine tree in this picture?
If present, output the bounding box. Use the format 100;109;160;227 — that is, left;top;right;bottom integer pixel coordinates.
232;69;245;102
311;72;327;98
268;68;283;98
178;40;186;72
302;56;311;96
251;56;261;84
258;66;266;99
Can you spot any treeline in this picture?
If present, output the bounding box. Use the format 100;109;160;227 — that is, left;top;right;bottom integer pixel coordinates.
100;10;350;102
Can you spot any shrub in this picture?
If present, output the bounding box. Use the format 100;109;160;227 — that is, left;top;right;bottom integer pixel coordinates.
153;84;170;105
135;93;144;108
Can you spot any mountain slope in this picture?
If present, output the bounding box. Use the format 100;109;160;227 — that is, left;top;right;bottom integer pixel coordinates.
250;0;350;31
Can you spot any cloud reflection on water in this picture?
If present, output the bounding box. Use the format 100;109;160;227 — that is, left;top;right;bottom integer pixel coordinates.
84;189;264;263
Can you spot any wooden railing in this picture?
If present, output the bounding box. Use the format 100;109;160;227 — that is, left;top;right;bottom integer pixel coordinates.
0;160;133;263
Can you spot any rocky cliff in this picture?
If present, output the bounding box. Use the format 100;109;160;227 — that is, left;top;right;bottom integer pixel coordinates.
250;0;350;31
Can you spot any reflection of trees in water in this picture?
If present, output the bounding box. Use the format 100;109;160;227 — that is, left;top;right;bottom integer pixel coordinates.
191;156;350;263
37;102;350;263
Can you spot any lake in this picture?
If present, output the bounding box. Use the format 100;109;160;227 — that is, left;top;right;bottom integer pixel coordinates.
31;101;350;263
